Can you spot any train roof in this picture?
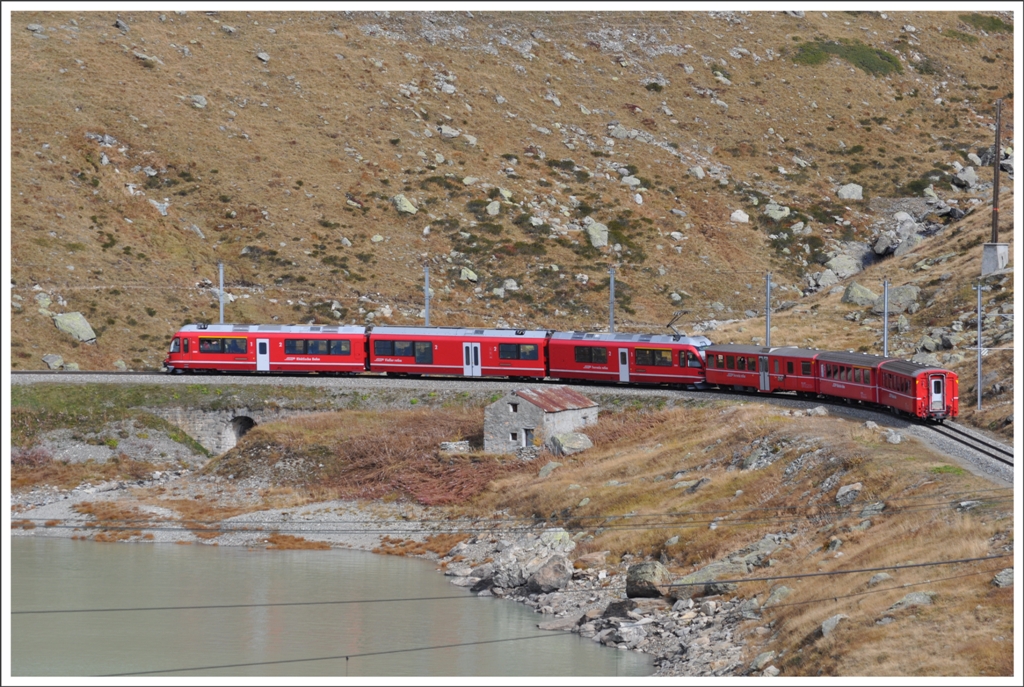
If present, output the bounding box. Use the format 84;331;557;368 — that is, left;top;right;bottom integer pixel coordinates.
550;331;713;346
370;325;550;338
705;344;773;355
816;350;893;367
177;323;367;334
880;359;952;377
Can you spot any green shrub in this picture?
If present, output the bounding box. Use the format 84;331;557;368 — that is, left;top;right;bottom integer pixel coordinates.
793;40;902;75
645;82;663;92
959;13;1013;33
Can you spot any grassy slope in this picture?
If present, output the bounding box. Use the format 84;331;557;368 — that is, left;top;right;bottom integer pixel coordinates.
9;10;1014;377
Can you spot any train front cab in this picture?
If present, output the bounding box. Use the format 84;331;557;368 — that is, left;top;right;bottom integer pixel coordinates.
879;360;958;420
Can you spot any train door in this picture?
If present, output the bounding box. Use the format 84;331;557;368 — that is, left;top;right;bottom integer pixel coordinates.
618;348;630;382
256;338;270;372
928;374;945;412
463;342;482;377
759;355;770;392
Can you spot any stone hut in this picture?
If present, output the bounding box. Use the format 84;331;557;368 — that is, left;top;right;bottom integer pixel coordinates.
483;386;598;454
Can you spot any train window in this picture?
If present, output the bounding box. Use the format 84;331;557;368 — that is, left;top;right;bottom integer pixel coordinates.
307;340;329;355
286;339;306;355
854;369;862;384
654;350;672;366
329;340;351;356
575;346;593;363
199;338;223;354
183;338;189;354
519;344;539;361
374;340;393;356
933;379;942;394
683;351;702;368
864;370;871;385
414;341;433;364
169;338;180;353
635;349;652;366
773;359;779;374
500;343;519;360
749;358;758;373
801;361;811;376
593;347;608;364
225;338;247;355
726;355;735;370
787;361;795;375
736;356;746;371
716;354;724;368
393;341;414;357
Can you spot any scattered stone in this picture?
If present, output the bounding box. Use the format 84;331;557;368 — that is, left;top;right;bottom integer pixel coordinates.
992;568;1013;588
764;203;791;221
626;561;673;598
885;430;902;444
835;483;863;507
53;312;97;344
688;166;705;180
190;94;207;109
459;267;478;282
527;555;573;593
825;254;862;279
585;222;609;248
868;573;892;587
485;200;501;216
538;461;562;478
872;285;920;314
752;651;775;671
951;167;978;190
439;124;461;139
549;433;592;456
888;591;936;611
114;19;129;32
392;194;418;214
256;52;270;63
837;183;863;200
821;614;848;637
730;209;749;223
841;282;878;306
806;406;828;417
113;360;128;371
763;586;792;607
41;354;64;370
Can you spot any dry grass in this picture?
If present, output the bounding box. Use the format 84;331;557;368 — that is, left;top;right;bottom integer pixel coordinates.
11;452;168;490
72;500;152;542
265;533;331;550
373;533;468;557
211;409;532;505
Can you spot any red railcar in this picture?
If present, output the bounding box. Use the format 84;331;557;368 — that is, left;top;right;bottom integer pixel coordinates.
704;344;773;392
163;324;368;374
367;326;549;378
815;351;886;404
876;359;959;420
548;331;712;386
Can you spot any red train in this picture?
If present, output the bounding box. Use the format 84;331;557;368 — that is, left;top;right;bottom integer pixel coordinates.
164;323;957;420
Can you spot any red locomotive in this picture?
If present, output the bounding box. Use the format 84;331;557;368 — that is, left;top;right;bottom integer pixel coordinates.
164;324;958;420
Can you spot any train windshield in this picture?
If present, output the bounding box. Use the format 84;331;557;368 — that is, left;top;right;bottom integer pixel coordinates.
169;338;180;353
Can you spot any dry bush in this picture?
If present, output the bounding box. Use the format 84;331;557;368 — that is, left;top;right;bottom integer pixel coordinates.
11;446;52;468
265;533;331;550
374;532;467;557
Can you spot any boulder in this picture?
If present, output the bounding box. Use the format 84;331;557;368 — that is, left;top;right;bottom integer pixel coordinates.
538;461;562;478
526;555;573;593
671;559;749;599
836;482;863;507
868;573;892;587
992;568;1013;588
815;269;838;289
574;551;609;569
439;125;461;139
825;254;862;279
871;285;920;314
53;312;97;343
889;591;937;611
730;209;749;223
485;200;501;216
752;651;776;671
190;94;207;109
392;194;418;215
951;167;978;189
539;528;576;553
621;175;642;188
41;354;64;370
763;585;792;607
626;561;673;598
839;282;880;307
586;222;609;248
821;614;848;637
873;232;899;255
459;267;478;282
764;203;790;221
549;433;592;456
837;183;863;200
688;166;705;180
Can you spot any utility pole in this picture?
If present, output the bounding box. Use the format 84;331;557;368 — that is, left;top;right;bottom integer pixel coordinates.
992;98;1001;244
976;281;983;411
883;277;889;357
424;265;430;327
609;266;616;333
218;261;224;324
765;271;771;347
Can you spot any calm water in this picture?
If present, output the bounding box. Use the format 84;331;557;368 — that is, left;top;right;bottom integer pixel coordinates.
10;538;652;677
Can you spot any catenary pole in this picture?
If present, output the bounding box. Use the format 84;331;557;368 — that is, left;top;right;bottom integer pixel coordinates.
883;277;889;357
218;261;224;324
992;99;1001;244
765;272;771;347
424;265;430;327
609;267;615;333
977;281;983;411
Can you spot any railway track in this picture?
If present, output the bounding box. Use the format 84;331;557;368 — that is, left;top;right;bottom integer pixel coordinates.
928;422;1015;468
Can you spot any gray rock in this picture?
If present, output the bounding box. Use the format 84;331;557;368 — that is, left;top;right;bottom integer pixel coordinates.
821;614;848;637
952;167;978;189
992;568;1013;588
114;19;129;32
885;430;903;444
62;362;80;371
26;24;44;32
392;194;417;214
889;591;936;611
439;124;461;139
113;360;128;371
752;651;776;671
538;461;562;478
41;354;64;370
872;285;920;314
485;200;501;216
873;232;899;255
730;209;749;223
816;269;838;289
763;586;792;607
807;406;828;417
527;555;573;593
764;203;791;221
837;183;863;200
893;233;923;257
459;267;478;282
763;666;780;677
586;222;609;248
825;254;862;279
626;561;673;598
897;314;910;333
836;482;863;506
688;166;705;180
53;312;96;343
149;199;170;216
621;175;642;188
860;502;886;518
256;52;270;63
549;433;592;456
911;352;940;367
868;572;892;587
190;94;207;109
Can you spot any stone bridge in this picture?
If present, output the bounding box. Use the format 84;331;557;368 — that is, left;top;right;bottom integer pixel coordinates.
151;406;306;455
